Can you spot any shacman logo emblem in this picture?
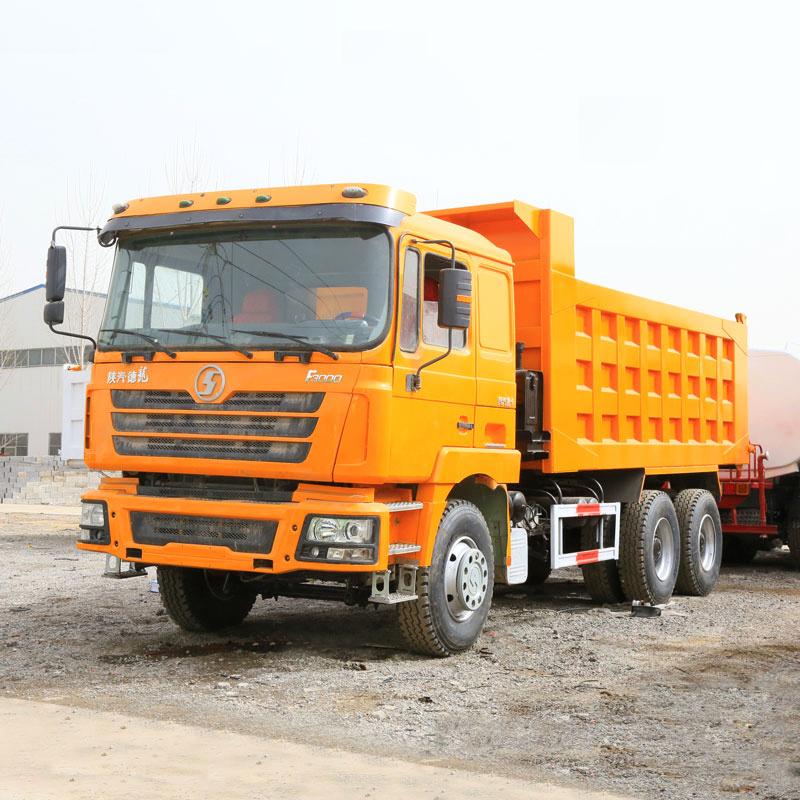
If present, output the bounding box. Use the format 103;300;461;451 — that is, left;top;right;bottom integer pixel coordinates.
195;364;226;402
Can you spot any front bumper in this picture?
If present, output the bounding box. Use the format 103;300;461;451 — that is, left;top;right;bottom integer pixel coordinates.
77;478;396;575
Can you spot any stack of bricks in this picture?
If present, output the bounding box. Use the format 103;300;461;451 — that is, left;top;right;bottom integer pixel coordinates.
0;456;111;506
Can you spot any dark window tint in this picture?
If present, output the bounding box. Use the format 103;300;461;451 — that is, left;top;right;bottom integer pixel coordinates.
399;249;420;353
422;252;467;350
0;433;28;457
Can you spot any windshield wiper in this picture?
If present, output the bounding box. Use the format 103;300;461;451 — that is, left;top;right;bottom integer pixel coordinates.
157;329;253;359
231;329;339;361
100;329;177;358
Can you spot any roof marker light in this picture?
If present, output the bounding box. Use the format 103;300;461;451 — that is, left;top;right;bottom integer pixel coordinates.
342;186;367;198
179;200;194;208
216;197;231;205
111;203;129;214
255;195;271;203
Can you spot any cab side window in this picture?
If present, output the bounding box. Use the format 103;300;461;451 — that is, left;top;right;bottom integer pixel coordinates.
422;253;467;349
399;248;420;352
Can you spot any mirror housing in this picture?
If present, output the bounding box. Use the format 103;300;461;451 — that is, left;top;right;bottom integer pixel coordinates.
46;245;67;302
438;268;472;329
43;301;65;326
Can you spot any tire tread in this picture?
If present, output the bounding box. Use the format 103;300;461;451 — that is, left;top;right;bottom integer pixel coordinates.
157;566;255;632
674;488;720;596
580;527;625;604
397;500;490;657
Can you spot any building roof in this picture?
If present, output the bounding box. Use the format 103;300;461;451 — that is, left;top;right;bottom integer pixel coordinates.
0;284;107;304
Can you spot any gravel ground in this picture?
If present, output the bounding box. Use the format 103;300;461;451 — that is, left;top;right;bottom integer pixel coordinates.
2;513;799;800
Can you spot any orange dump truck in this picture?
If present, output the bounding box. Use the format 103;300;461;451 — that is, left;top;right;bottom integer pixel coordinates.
44;184;748;655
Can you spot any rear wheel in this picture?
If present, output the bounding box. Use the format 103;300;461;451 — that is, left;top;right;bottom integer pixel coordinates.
618;490;680;605
524;538;552;585
674;489;722;596
398;500;494;657
580;525;625;604
157;566;256;632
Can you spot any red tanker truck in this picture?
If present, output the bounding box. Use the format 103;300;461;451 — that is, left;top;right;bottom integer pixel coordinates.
719;350;800;565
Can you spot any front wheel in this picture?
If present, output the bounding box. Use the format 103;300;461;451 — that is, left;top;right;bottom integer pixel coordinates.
157;566;256;632
398;500;494;657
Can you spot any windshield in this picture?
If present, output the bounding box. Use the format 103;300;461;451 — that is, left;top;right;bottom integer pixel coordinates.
98;223;392;353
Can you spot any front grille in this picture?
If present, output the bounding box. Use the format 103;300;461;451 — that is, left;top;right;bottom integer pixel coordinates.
112;390;323;413
130;512;277;553
114;436;310;462
112;412;317;438
137;485;296;503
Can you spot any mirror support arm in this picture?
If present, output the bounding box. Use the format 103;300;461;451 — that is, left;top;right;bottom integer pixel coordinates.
406;328;452;392
47;322;97;351
50;225;101;247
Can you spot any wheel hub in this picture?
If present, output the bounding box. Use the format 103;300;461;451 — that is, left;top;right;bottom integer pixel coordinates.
444;536;489;621
698;513;716;571
652;516;675;582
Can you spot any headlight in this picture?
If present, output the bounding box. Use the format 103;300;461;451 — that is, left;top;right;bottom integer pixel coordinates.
297;515;379;563
79;501;110;544
80;502;106;528
306;517;374;544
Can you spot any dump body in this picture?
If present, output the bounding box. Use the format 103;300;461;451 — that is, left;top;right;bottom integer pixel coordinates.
429;201;749;475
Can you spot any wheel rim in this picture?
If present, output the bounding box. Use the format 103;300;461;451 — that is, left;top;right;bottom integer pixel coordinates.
652;517;675;582
444;535;489;622
698;513;717;572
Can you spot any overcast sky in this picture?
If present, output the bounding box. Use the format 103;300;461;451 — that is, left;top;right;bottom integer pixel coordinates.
1;0;797;352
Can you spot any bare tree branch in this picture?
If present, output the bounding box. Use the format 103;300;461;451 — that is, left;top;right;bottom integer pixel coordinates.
62;172;113;368
165;134;219;194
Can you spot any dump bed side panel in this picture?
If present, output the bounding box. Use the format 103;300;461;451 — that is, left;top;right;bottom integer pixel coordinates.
550;272;748;473
427;202;749;475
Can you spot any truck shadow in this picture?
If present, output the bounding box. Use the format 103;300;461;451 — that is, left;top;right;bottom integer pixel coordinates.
133;579;599;665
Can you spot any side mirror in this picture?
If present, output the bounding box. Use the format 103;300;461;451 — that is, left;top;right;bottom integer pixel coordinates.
43;301;65;326
46;245;67;302
438;268;472;329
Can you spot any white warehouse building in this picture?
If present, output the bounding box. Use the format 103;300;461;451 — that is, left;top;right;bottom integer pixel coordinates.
0;285;106;457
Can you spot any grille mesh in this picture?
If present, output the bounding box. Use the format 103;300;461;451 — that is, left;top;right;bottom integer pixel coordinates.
111;390;324;413
130;512;277;553
112;412;317;438
113;436;310;462
137;485;296;503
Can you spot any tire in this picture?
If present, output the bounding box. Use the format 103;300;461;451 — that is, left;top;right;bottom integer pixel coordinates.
398;500;494;657
525;539;552;585
618;490;680;605
157;566;256;632
674;489;722;596
580;524;625;604
785;497;800;570
721;508;761;565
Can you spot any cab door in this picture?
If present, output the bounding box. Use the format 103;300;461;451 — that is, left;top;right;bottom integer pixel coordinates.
389;241;476;481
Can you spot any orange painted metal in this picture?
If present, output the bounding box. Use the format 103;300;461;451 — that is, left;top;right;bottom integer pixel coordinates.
81;184;749;577
110;183;417;220
428;200;749;475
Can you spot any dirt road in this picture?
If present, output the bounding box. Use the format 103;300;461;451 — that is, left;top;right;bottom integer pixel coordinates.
0;697;629;800
1;512;799;799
